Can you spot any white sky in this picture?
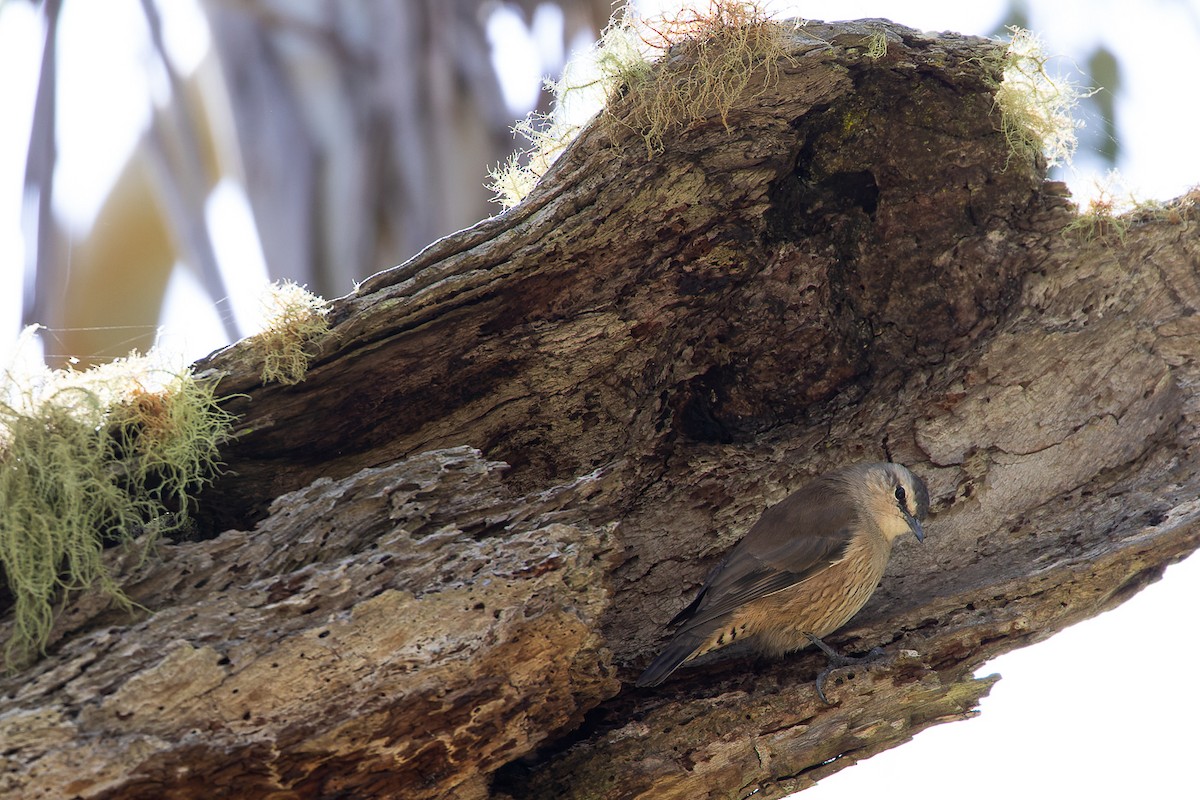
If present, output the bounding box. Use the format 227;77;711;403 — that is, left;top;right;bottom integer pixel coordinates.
1;1;1199;798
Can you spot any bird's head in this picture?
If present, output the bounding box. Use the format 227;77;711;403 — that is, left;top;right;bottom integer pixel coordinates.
852;462;930;544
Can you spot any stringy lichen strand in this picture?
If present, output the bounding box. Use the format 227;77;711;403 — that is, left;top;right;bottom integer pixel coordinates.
0;338;235;667
488;1;792;207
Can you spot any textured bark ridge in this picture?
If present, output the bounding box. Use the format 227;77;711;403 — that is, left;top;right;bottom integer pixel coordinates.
4;19;1200;800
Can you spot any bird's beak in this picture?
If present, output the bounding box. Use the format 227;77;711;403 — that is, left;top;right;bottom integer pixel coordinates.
906;513;925;543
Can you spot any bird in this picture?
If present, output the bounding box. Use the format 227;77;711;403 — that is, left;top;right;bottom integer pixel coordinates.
635;461;929;692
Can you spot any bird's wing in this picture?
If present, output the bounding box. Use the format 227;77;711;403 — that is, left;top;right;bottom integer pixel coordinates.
669;483;857;632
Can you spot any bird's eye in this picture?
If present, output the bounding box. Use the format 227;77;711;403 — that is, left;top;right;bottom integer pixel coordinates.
894;486;906;504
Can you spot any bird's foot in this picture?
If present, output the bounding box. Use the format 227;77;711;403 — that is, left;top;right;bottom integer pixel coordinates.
805;633;885;704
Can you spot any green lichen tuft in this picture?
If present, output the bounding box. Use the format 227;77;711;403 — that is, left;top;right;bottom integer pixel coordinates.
864;31;887;60
1065;172;1196;243
608;0;793;156
0;331;236;667
252;280;332;385
1064;172;1132;243
488;1;793;208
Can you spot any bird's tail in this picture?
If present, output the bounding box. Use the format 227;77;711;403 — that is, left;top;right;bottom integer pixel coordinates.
635;630;707;687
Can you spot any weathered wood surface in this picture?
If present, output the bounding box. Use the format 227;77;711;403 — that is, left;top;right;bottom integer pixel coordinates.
3;19;1199;800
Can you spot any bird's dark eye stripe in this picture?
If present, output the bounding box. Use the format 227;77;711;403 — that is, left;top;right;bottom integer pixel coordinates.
894;486;906;504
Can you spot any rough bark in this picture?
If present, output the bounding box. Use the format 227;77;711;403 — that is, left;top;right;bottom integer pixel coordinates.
3;19;1199;800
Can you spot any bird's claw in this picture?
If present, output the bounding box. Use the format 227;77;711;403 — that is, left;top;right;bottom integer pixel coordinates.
806;633;885;704
814;668;834;704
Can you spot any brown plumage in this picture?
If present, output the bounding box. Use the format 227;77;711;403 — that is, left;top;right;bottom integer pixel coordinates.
636;462;929;688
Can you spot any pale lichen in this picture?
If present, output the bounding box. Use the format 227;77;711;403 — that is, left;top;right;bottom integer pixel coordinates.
1066;172;1197;243
250;280;332;386
0;329;235;666
488;1;794;208
992;26;1086;168
864;31;887;60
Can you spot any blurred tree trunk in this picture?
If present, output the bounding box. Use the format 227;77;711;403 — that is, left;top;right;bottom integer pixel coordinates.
196;0;616;297
4;19;1200;800
30;0;612;364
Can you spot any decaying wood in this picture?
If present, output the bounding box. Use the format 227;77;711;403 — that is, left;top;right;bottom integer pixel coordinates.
3;19;1199;800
